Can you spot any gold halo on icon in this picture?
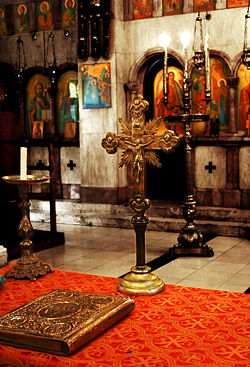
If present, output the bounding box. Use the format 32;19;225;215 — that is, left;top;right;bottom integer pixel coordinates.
40;1;49;13
217;78;227;87
18;4;27;15
65;0;75;9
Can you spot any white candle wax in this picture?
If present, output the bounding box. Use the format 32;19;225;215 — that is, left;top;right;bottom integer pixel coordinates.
205;33;210;92
163;46;168;101
20;147;27;180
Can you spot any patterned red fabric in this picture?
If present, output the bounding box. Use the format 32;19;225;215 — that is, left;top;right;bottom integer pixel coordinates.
0;266;249;366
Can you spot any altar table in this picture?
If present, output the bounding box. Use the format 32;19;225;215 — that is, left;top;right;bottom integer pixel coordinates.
0;266;249;366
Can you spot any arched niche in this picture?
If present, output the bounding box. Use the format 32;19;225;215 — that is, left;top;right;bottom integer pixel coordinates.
190;52;231;133
24;68;52;139
56;64;79;144
236;62;250;133
128;48;185;202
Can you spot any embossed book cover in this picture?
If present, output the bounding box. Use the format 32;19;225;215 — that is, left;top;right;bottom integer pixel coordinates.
0;289;135;355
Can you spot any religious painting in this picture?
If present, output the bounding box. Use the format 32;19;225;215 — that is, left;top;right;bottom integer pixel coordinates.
237;63;250;132
133;0;153;20
193;0;215;12
14;3;29;34
227;0;248;8
56;70;79;137
26;74;52;138
37;0;53;31
81;63;111;109
163;0;183;16
192;56;230;131
191;68;207;115
154;66;184;136
0;7;7;38
62;0;76;28
32;121;44;139
64;121;77;139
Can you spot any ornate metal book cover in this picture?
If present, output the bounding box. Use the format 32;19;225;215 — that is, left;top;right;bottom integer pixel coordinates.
0;289;135;355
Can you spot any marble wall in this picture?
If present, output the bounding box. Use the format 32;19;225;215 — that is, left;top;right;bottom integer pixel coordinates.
0;1;249;209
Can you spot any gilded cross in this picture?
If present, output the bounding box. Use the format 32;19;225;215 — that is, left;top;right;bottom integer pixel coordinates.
102;95;180;196
101;95;180;296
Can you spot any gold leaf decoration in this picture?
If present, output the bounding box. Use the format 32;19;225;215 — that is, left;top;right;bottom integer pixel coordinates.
145;151;161;168
119;118;132;136
119;149;134;168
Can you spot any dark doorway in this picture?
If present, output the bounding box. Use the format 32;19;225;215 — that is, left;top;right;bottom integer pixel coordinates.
143;54;185;202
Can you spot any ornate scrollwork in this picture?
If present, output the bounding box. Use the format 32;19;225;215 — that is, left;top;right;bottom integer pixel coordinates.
129;194;151;216
159;130;180;152
102;95;179;185
101;132;119;154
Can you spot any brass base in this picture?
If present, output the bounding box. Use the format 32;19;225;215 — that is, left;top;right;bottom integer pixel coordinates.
117;266;165;296
169;244;214;257
5;255;53;281
170;226;214;258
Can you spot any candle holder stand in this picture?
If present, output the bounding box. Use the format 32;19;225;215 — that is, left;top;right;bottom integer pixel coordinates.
2;175;54;281
166;114;214;257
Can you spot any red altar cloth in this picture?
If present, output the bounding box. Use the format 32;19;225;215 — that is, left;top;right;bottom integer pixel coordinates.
0;266;249;366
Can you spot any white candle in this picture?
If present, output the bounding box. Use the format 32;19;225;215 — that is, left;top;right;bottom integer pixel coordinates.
20;147;27;180
159;34;170;103
180;32;191;91
205;33;210;92
163;46;168;102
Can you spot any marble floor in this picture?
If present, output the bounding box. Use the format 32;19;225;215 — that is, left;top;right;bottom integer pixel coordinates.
14;222;250;293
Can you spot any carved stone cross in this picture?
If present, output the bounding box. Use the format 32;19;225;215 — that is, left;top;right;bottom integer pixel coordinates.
102;95;180;196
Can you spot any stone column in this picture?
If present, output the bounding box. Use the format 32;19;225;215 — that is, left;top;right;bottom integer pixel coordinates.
226;76;238;133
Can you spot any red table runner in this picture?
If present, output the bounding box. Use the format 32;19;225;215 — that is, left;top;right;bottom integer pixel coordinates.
0;266;249;366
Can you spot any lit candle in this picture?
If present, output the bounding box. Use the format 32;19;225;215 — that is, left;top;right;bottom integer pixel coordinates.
205;32;210;93
159;34;171;104
20;147;27;180
180;32;191;91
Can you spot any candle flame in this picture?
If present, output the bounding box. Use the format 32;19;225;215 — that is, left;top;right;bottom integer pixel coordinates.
180;32;191;49
159;34;171;48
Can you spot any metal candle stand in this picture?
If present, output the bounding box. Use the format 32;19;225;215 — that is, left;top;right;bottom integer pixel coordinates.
2;175;53;281
167;69;214;257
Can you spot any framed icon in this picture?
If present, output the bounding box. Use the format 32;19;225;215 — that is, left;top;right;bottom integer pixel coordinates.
81;63;111;109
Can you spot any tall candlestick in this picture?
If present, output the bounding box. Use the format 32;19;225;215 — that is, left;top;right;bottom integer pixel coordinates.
20;147;27;180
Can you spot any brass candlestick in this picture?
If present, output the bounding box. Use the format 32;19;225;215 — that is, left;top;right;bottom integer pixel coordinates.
102;95;179;295
2;175;53;281
167;114;214;257
166;58;213;257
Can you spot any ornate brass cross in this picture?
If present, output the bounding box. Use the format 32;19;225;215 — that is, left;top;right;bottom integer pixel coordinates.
102;95;179;194
102;95;179;295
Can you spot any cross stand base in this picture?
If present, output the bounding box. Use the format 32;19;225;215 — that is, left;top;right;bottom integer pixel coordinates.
118;265;165;296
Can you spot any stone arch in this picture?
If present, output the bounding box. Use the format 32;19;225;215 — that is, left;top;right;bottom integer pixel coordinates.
126;48;184;113
126;48;185;202
232;52;245;77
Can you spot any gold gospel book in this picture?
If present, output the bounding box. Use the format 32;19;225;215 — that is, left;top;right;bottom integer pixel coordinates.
0;289;135;355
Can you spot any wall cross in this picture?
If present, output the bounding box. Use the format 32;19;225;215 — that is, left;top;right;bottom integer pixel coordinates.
67;160;76;171
205;161;216;174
